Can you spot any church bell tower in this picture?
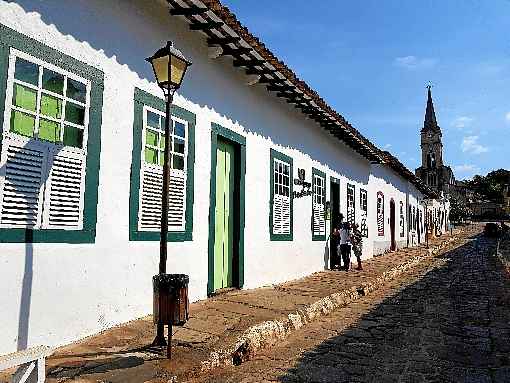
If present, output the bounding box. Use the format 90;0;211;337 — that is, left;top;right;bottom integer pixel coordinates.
415;86;451;192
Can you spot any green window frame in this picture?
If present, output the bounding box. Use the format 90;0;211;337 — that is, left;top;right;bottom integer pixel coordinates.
269;148;293;241
129;88;195;241
0;24;103;243
311;167;326;241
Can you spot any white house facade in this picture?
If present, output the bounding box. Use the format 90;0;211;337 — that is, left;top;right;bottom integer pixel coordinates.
0;0;448;355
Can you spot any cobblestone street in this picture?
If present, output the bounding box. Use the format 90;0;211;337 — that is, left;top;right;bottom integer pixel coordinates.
192;232;510;383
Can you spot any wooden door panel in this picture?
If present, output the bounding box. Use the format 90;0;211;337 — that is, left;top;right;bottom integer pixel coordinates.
224;142;234;287
214;142;226;291
213;140;235;290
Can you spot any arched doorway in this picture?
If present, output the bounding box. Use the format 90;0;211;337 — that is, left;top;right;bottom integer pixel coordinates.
390;199;396;251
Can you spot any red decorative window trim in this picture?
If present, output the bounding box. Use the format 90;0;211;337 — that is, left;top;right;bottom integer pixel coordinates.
377;191;385;236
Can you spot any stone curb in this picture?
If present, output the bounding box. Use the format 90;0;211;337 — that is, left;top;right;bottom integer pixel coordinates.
200;235;458;371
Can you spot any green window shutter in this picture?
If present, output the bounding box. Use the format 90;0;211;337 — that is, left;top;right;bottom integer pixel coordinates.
312;168;326;241
137;108;188;232
0;24;104;243
129;88;195;242
269;149;293;241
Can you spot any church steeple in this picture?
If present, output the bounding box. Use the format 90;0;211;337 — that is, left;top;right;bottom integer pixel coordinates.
415;85;454;196
423;85;440;132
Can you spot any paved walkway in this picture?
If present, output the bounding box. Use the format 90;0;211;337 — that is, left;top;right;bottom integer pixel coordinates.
187;224;510;383
0;228;470;383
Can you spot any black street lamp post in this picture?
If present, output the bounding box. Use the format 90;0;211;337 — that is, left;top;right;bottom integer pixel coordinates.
146;41;192;357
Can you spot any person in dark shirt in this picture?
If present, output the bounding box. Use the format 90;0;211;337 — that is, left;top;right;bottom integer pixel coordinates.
330;214;344;270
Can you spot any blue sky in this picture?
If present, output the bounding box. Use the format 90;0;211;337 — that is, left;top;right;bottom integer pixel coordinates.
222;1;510;180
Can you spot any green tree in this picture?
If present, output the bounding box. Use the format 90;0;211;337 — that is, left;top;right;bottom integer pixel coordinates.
450;197;471;222
466;169;510;203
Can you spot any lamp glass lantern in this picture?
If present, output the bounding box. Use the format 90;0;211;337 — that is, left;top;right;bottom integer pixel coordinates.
146;41;192;94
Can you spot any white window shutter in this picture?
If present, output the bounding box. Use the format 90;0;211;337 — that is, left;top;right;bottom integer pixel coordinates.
281;195;290;234
272;194;282;234
167;170;186;228
0;140;46;228
138;165;186;231
273;194;290;235
42;149;86;230
313;202;325;236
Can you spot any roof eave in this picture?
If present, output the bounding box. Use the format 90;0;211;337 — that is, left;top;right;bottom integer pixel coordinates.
167;0;383;163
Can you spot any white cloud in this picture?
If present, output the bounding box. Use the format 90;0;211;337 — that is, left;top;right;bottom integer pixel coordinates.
394;56;438;70
384;143;392;149
461;135;489;155
451;116;473;129
454;164;480;174
505;112;510;122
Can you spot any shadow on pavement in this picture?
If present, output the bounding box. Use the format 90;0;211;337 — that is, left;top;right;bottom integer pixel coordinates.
46;343;171;381
278;236;510;383
48;355;145;380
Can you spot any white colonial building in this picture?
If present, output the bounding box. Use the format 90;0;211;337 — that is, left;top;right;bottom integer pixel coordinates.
0;0;449;355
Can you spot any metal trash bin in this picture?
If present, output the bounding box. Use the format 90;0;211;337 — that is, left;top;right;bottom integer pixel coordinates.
153;273;189;326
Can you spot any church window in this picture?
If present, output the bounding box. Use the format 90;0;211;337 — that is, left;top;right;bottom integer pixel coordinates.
428;173;437;186
427;152;436;168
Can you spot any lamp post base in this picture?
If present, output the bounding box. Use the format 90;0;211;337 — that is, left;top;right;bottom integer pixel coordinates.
151;324;167;347
150;324;172;359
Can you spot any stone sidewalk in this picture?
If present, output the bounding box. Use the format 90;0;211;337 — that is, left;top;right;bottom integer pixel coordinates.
0;228;473;383
192;224;502;383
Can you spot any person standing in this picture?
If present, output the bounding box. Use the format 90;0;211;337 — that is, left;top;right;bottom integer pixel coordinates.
351;223;363;270
330;226;340;270
339;222;352;271
330;214;344;270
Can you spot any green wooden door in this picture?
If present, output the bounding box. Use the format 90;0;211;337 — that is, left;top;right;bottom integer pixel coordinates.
213;139;235;290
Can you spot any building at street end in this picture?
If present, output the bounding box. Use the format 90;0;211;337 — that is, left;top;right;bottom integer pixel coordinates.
0;0;448;355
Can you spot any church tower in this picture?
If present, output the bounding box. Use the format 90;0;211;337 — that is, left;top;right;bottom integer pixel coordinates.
415;86;454;194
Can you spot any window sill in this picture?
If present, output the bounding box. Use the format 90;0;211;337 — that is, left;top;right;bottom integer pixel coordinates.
0;228;95;243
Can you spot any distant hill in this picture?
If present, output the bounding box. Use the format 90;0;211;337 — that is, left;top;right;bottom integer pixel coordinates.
464;169;510;203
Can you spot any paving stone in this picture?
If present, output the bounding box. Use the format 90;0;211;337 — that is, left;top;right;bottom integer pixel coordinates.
172;327;218;345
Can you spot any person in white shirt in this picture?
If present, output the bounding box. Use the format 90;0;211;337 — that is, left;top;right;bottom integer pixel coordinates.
339;222;352;271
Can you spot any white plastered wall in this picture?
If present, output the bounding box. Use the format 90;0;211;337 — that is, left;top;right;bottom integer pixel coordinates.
0;0;431;354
